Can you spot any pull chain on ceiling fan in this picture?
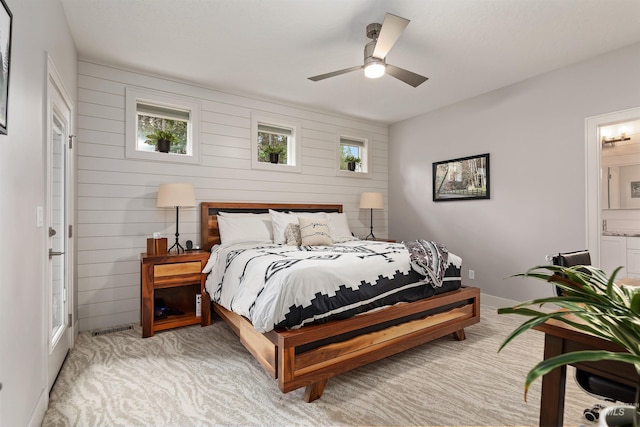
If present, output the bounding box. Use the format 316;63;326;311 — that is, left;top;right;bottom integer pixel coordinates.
308;13;428;88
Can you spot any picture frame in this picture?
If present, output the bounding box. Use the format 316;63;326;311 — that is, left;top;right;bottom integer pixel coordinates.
433;153;490;202
0;0;11;135
631;181;640;199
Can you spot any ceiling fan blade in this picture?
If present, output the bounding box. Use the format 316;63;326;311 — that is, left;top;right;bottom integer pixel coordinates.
385;64;428;88
308;65;364;82
372;13;409;59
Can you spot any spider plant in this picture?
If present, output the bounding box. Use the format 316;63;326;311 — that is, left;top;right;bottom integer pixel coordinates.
497;264;640;417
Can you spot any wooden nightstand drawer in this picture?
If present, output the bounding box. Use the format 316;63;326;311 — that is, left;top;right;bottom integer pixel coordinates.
155;261;201;277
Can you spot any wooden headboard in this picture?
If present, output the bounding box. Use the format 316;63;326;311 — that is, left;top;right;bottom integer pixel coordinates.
200;202;343;251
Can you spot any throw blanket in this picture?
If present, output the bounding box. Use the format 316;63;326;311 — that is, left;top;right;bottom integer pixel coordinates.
203;240;461;332
402;240;450;288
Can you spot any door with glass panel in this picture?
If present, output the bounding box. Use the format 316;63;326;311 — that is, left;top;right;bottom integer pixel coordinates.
47;63;73;391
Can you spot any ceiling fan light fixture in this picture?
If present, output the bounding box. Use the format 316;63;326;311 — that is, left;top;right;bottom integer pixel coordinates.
307;13;428;87
364;61;385;79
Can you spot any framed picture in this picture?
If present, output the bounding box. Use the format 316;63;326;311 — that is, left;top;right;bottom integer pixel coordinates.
0;0;11;135
433;153;490;201
631;181;640;199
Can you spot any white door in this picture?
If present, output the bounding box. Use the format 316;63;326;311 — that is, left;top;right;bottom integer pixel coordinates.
47;59;73;391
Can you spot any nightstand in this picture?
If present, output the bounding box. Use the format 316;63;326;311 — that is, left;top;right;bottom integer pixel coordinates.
140;251;211;338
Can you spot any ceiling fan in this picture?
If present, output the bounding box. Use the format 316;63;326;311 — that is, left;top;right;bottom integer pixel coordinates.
308;13;428;88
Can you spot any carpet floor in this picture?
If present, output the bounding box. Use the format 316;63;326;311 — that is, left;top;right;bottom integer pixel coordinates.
42;307;597;426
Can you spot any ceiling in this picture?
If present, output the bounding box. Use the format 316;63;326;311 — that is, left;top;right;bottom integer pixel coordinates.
60;0;640;125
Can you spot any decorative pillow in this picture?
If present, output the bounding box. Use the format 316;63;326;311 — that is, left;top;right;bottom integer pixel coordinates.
269;209;326;244
284;223;302;246
325;212;357;242
298;217;333;246
217;215;273;245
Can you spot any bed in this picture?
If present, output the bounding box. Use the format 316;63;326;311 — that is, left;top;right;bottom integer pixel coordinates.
200;202;480;402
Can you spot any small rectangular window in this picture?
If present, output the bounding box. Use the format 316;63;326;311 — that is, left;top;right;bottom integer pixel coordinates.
125;87;200;164
136;103;190;154
257;124;292;164
338;133;370;177
340;137;365;172
251;113;301;172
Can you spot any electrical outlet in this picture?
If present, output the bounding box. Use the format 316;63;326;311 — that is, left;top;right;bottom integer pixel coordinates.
468;270;475;280
195;294;202;317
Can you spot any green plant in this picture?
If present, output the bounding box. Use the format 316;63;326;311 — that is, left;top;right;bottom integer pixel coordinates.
498;265;640;405
262;144;285;155
344;154;361;164
145;129;176;146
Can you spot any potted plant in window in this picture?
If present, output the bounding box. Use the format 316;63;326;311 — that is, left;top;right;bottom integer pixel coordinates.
344;154;361;171
145;130;176;153
498;265;640;426
263;144;285;164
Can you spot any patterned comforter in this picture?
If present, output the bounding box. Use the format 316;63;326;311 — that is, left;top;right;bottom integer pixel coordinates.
203;240;462;332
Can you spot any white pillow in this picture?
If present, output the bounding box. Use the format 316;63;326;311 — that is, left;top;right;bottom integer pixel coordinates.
325;212;356;242
298;217;333;246
217;215;273;245
269;209;326;244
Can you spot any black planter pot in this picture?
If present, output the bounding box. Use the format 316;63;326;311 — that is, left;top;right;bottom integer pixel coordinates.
157;138;171;153
347;162;356;171
269;153;280;164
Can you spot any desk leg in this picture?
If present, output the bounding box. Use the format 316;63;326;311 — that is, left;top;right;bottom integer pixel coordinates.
539;334;567;427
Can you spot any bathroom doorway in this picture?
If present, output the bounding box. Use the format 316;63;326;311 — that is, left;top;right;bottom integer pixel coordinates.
586;107;640;274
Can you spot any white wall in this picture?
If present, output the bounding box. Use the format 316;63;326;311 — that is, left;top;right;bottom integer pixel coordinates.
389;42;640;303
0;0;77;426
76;61;389;332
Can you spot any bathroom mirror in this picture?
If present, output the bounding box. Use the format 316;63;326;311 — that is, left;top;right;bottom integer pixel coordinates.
602;164;640;209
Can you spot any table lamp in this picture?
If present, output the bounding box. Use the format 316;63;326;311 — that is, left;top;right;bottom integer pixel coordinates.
359;192;383;240
157;183;196;253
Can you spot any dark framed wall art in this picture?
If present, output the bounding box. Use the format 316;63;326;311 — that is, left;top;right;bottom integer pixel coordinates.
433;153;490;201
632;181;640;199
0;0;11;135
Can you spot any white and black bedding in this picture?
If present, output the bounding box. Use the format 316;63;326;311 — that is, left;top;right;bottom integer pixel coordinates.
203;240;462;333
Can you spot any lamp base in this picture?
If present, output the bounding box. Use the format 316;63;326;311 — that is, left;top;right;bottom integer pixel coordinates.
168;206;184;253
167;239;185;254
364;208;376;240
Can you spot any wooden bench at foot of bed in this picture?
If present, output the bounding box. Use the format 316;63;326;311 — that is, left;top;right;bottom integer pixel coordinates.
213;285;480;402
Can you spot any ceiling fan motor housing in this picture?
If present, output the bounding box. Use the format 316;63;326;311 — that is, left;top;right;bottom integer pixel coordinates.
366;22;382;40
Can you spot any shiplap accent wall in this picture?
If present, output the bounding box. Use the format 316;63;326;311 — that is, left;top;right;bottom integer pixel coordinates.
76;60;389;332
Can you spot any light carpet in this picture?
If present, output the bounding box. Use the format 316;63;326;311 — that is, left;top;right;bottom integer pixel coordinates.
42;307;595;426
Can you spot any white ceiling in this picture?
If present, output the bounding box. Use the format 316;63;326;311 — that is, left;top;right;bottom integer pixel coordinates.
61;0;640;125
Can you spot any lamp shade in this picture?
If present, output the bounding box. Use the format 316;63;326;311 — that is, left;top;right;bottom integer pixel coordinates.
359;192;383;209
157;183;196;208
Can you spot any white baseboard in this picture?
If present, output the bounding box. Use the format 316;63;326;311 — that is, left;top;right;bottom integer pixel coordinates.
481;292;557;313
28;387;48;427
480;293;520;309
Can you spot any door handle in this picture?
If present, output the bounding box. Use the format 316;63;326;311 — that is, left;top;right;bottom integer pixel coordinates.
49;248;64;259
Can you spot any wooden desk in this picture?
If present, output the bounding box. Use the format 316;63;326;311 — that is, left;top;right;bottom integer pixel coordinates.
535;319;638;427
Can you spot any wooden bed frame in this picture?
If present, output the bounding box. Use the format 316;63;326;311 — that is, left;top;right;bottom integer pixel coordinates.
200;202;481;402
